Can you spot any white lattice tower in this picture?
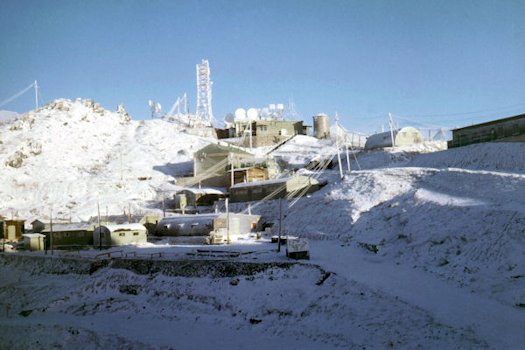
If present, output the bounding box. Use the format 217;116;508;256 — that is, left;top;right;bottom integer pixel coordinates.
196;59;214;125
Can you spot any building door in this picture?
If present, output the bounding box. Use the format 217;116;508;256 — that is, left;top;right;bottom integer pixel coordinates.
232;218;240;235
7;225;16;241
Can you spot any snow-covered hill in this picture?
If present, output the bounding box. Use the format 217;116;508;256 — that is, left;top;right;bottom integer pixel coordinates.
0;110;19;124
1;100;525;348
0;99;212;221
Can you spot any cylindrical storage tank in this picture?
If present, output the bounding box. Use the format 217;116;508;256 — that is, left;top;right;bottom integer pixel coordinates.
313;114;330;139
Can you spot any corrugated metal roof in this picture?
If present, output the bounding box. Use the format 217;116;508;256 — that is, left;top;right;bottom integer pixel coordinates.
452;113;525;132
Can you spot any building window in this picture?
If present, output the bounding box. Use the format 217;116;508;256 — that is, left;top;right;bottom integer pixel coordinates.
133;232;139;236
119;232;125;237
513;124;520;136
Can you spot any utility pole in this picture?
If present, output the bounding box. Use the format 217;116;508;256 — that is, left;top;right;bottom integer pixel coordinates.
34;80;38;109
345;143;351;173
277;198;283;253
337;117;351;173
226;198;231;245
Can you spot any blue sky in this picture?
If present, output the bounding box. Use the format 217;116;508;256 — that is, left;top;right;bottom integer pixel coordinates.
1;0;524;132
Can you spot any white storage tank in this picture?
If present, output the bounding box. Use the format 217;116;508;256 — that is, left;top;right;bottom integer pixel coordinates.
313;114;330;139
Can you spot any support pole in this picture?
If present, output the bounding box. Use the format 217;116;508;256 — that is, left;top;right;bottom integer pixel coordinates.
249;122;253;151
230;154;234;188
335;113;343;180
345;143;351;173
34;80;38;109
49;207;53;255
226;198;231;244
277;198;283;253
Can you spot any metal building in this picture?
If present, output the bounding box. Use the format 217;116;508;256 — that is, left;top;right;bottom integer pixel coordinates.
41;223;94;249
365;127;424;150
155;213;262;237
22;233;45;251
93;223;147;247
448;113;525;148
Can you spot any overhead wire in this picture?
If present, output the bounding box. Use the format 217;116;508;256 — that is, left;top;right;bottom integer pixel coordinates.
0;82;35;109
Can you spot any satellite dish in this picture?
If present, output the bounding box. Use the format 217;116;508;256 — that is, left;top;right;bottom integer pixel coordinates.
235;108;246;120
156;103;162;111
247;108;258;120
148;99;153;107
224;113;235;124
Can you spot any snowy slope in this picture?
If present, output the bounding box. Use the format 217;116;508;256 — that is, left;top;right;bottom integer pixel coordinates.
0;99;212;221
1;102;525;348
0;110;19;124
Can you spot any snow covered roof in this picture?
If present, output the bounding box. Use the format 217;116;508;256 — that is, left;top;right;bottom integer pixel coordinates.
95;223;147;232
41;223;93;232
452;113;525;131
195;143;253;156
22;233;45;238
229;175;320;189
230;177;292;188
178;188;227;195
159;214;219;223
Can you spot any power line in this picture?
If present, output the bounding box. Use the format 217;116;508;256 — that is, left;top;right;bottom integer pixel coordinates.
0;82;35;109
394;102;525;119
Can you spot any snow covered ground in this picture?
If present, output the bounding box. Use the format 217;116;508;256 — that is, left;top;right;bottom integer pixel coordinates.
0;99;212;221
1;100;525;348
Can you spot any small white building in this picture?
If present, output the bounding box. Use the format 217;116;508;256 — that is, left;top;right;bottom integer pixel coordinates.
22;233;45;251
365;127;424;150
93;223;147;247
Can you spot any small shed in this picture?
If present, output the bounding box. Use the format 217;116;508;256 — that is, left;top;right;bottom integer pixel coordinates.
3;219;25;242
229;176;324;203
42;223;94;249
213;213;263;236
365;127;424;150
22;233;45;251
93;223;147;247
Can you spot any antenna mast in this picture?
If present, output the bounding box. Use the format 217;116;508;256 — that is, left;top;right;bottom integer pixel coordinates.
388;112;396;148
196;59;214;125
